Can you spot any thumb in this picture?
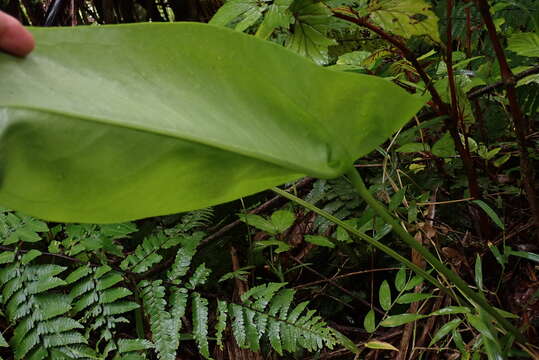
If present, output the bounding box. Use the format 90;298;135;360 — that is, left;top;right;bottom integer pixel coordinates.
0;11;35;57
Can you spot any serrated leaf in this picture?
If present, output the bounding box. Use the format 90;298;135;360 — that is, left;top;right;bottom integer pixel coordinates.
256;239;291;253
187;263;212;289
210;0;266;32
0;251;15;265
365;340;399;351
286;0;337;65
215;300;228;349
256;0;294;39
192;293;212;359
508;32;539;57
117;339;154;353
369;0;440;42
21;250;42;265
304;235;335;248
379;280;391;311
239;214;277;234
380;313;425;327
270;210;296;233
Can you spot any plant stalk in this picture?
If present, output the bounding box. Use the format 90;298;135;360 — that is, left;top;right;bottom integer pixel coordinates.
344;167;525;342
271;187;450;297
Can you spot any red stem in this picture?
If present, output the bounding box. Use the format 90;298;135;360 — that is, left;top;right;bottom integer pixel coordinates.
475;0;539;232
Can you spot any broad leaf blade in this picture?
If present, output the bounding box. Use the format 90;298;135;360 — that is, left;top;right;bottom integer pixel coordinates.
0;23;425;223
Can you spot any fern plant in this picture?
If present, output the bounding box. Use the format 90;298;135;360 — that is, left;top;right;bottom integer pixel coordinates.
138;232;350;359
66;264;140;353
0;256;91;359
0;205;353;359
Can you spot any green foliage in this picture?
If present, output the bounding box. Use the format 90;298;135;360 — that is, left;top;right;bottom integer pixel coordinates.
0;0;538;358
0;258;91;359
0;23;424;224
368;0;440;42
508;32;539;57
67;265;139;345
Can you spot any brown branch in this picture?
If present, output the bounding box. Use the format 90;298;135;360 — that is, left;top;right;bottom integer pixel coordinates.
475;0;539;232
468;64;539;99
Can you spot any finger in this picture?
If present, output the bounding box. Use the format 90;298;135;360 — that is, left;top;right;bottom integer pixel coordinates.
0;11;35;57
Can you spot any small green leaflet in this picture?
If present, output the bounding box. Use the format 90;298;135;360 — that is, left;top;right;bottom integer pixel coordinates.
363;309;376;333
379;280;391;311
396;293;435;304
0;251;15;264
394;268;407;292
364;340;399;351
239;214;277;234
256;239;292;253
431;132;456;158
21;250;42;265
429;306;470;316
304;235;335;248
380;313;425;327
429;318;462;346
240;210;295;235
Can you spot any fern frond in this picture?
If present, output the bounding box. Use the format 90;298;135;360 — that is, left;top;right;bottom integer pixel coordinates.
0;259;90;359
68;264;138;343
121;232;182;273
222;285;346;355
0;210;48;245
215;300;228;349
167;208;214;235
186;263;211;290
192;293;212;360
115;338;153;359
166;232;204;281
139;280;178;360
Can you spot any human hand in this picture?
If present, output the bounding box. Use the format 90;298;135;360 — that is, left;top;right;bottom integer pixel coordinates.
0;11;34;56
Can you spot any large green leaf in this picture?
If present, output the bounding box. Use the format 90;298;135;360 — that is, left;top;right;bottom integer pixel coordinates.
0;23;425;223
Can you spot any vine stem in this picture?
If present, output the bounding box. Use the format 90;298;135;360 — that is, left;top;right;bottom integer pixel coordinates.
270;187;450;297
343;167;525;342
273;172;525;342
